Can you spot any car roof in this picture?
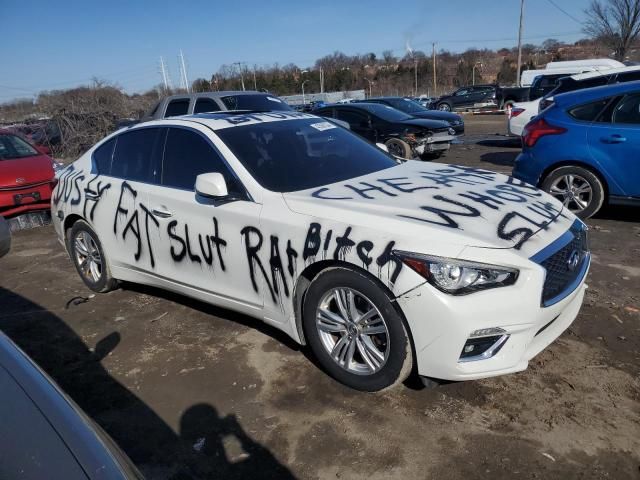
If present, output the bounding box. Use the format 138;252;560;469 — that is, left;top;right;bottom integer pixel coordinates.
129;110;321;131
570;64;640;81
554;80;640;107
162;90;271;101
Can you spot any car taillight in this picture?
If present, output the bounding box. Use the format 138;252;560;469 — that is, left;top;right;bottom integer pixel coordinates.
522;118;566;148
510;107;525;118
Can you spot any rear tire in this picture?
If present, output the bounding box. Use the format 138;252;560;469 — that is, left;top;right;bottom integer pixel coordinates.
437;103;452;112
385;138;413;159
68;220;118;293
302;267;413;392
541;166;605;219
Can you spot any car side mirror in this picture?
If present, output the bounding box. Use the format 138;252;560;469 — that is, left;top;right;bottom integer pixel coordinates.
195;172;228;198
376;143;389;152
35;144;50;155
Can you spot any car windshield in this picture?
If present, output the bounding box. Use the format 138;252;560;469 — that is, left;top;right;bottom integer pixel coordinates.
220;94;292;112
354;103;412;121
387;98;426;113
216;118;398;192
0;134;38;160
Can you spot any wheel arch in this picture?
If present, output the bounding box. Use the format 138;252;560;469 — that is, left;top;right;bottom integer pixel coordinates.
539;160;610;198
291;260;417;361
62;214;86;248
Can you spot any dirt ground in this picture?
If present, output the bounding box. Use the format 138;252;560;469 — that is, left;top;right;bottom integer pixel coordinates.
1;115;639;479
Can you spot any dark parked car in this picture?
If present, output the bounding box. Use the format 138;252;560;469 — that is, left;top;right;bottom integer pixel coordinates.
433;84;497;111
314;103;454;159
0;331;142;479
142;91;292;122
358;97;464;134
513;81;640;219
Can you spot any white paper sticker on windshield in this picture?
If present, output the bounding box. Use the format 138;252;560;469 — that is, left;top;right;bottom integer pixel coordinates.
266;96;282;103
310;121;337;131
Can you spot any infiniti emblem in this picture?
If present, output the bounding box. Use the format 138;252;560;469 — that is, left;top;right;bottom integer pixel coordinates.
567;250;581;272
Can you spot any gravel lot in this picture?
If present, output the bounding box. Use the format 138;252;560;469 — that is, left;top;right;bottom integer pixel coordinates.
1;115;639;479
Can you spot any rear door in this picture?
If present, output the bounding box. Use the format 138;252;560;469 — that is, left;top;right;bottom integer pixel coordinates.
587;93;640;197
95;127;165;273
334;109;376;141
146;125;264;309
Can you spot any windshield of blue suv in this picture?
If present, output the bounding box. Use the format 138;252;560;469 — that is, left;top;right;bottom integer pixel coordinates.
216;118;397;192
220;94;292;112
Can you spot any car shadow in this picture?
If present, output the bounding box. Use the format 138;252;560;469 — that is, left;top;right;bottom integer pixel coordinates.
593;204;640;223
479;151;519;168
476;137;522;148
0;287;296;479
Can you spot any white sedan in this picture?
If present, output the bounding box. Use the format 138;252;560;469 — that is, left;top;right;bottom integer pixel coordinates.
508;98;540;136
51;111;590;391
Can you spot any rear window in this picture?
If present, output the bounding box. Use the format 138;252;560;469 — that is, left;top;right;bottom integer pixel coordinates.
0;135;38;160
220;94;292;112
216;118;397;192
165;99;190;117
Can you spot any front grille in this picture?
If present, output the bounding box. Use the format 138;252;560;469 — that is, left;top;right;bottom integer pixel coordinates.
539;222;589;306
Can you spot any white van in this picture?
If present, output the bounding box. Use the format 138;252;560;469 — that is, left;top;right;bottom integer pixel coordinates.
519;58;626;86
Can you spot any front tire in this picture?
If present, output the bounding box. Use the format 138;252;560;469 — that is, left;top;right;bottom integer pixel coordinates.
302;267;413;392
541;166;605;219
437;103;451;112
68;220;118;293
385;138;413;159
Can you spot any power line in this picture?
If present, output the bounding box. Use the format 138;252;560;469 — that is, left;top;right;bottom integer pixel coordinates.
545;0;584;26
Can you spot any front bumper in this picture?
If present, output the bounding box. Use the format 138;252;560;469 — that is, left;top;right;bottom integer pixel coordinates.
396;238;589;381
413;133;455;155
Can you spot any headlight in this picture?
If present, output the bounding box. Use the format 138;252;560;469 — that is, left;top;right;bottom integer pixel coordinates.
393;251;519;295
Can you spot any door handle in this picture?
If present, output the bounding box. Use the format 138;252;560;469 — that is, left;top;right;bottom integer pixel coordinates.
602;134;627;144
152;207;173;218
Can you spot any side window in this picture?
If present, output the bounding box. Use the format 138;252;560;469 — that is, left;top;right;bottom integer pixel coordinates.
579;77;608;89
568;99;610;122
164;99;190;118
93;138;116;174
162;128;240;194
194;98;221;114
110;128;163;183
334;109;368;126
612;94;640;125
615;71;640;83
455;89;468;96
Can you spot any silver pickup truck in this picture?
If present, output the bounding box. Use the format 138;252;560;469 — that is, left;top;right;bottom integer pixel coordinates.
140;91;293;122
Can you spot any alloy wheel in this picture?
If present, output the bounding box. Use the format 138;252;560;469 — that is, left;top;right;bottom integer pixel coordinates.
73;231;103;283
548;174;593;213
315;287;390;375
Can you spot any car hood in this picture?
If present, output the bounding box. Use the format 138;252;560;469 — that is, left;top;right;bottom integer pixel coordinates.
0;154;54;188
411;111;461;123
399;117;451;130
283;161;576;259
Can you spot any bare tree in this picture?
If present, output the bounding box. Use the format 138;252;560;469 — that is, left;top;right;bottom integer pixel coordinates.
584;0;640;60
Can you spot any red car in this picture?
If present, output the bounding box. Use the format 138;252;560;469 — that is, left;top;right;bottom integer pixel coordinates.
0;129;61;218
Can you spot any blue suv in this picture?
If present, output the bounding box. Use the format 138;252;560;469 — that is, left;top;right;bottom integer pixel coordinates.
513;81;640;218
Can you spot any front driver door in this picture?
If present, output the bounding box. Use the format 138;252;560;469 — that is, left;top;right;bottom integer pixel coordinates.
587;93;640;197
146;124;263;311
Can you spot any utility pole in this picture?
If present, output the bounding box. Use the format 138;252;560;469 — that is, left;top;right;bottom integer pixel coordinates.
253;64;257;90
179;50;190;93
320;67;324;93
159;56;169;91
432;43;437;97
234;62;246;91
414;57;418;97
516;0;525;87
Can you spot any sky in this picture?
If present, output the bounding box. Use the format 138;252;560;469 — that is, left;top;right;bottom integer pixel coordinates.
1;0;593;103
